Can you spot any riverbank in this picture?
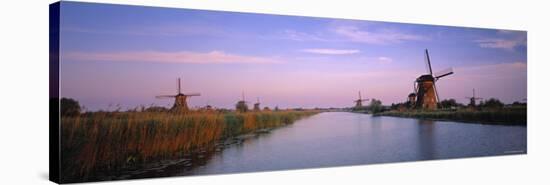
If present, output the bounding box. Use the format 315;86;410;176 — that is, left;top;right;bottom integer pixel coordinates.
373;107;526;126
60;110;319;183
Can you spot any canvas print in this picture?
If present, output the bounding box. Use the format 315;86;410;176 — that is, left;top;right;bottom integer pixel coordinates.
49;1;527;183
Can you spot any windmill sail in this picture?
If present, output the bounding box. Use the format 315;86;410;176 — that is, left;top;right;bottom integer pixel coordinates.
424;49;433;75
434;68;454;80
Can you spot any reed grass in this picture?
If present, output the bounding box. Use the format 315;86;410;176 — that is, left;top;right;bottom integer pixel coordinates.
60;110;318;181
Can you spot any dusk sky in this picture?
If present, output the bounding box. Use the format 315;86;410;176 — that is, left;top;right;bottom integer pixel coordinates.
59;2;527;111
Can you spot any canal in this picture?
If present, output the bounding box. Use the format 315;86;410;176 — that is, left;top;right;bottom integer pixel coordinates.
183;112;526;175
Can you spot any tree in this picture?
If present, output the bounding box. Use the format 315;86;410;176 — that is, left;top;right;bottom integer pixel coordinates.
440;99;459;109
60;97;81;116
369;99;383;113
479;98;504;109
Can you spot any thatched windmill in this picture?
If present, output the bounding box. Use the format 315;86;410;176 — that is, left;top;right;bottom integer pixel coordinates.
414;49;454;110
156;78;200;112
354;91;369;109
236;92;248;112
465;88;483;106
253;97;261;111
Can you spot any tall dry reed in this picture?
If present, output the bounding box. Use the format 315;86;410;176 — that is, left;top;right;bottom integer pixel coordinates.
60;110;318;181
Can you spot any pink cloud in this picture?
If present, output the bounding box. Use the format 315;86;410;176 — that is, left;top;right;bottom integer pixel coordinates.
332;26;428;44
62;50;282;64
300;48;360;55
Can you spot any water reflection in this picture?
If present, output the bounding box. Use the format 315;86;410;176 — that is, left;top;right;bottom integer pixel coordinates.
184;112;526;176
416;119;436;160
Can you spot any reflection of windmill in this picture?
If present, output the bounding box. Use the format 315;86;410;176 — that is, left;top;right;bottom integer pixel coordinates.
354;91;369;109
253;97;261;111
465;88;482;106
156;78;200;112
414;49;454;109
236;91;248;112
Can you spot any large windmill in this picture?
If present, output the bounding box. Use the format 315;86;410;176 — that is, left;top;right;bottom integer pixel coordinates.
354;91;369;109
465;88;482;107
235;91;248;112
156;78;200;112
414;49;454;110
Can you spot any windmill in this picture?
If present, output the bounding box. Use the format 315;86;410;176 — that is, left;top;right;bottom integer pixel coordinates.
414;49;454;110
465;88;482;106
354;91;369;109
235;91;248;112
407;93;417;108
253;97;261;111
156;78;200;112
205;100;213;111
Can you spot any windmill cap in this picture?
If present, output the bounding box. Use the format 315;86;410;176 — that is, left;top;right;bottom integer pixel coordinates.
416;75;435;82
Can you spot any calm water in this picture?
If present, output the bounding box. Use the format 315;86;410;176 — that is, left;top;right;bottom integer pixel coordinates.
184;112;526;175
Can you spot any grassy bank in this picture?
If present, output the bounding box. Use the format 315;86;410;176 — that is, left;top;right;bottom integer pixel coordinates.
374;107;526;126
60;110;318;182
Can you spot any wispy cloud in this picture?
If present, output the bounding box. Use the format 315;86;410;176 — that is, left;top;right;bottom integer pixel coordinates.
332;26;428;44
376;56;393;64
63;50;281;64
474;30;526;51
273;29;333;42
300;48;360;55
61;24;225;37
474;38;522;50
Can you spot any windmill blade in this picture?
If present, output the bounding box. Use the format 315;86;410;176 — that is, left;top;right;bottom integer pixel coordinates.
424;49;433;75
156;95;176;98
434;68;454;80
185;93;201;96
177;78;182;94
433;82;441;105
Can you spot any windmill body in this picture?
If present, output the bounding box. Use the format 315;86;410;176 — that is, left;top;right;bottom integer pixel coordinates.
253;97;261;111
414;49;454;110
466;89;482;106
156;78;200;112
236;92;248;112
407;93;417;107
415;75;437;109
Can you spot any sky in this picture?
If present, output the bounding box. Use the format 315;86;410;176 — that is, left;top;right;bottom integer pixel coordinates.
58;1;527;111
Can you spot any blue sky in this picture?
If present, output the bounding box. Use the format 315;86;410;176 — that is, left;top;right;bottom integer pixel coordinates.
58;1;527;111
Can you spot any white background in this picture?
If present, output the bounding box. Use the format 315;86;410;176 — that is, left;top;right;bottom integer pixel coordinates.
0;0;549;184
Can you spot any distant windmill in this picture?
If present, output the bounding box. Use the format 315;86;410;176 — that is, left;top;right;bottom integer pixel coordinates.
407;93;417;108
253;97;261;111
236;91;248;112
205;100;213;111
465;88;482;106
156;78;200;112
354;91;369;109
414;49;454;110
